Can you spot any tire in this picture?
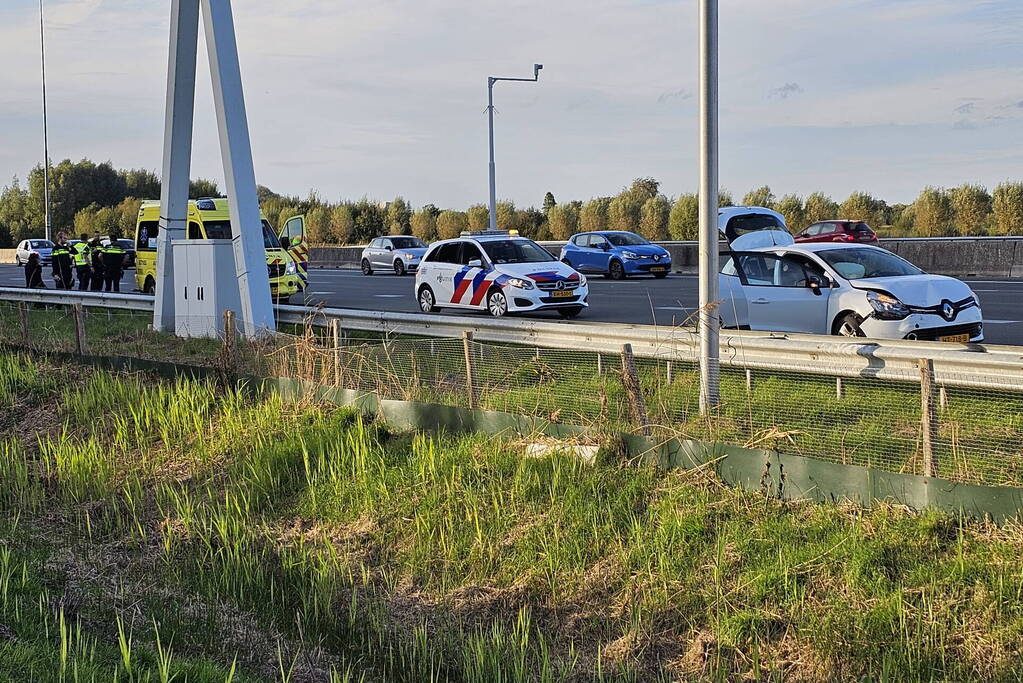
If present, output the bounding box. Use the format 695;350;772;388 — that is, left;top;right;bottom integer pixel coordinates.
361;259;373;276
653;271;669;279
607;260;626;280
143;277;156;295
486;289;508;317
557;306;583;319
15;257;22;267
834;312;866;337
394;260;406;276
418;286;439;313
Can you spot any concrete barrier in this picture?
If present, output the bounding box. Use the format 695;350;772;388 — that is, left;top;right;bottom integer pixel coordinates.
0;249;17;264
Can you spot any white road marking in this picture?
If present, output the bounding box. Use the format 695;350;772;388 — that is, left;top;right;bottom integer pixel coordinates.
656;306;693;311
983;319;1022;324
375;294;404;298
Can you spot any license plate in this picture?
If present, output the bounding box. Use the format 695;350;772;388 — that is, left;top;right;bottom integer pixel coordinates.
650;266;667;273
939;333;969;343
550;290;573;298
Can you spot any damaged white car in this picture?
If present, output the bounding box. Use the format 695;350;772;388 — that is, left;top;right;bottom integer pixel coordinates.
718;207;984;342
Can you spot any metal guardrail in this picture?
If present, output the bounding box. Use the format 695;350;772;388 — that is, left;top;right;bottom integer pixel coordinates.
2;286;1022;391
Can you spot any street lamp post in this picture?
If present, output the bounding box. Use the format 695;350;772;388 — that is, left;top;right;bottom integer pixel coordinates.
487;64;542;232
698;0;720;412
39;0;52;242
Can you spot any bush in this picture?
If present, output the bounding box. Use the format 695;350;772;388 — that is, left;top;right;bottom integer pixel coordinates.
992;182;1023;236
436;211;468;240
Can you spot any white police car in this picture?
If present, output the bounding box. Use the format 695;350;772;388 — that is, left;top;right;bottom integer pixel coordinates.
415;230;589;318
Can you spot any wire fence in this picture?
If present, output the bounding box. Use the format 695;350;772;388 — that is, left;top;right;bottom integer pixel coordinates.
2;299;1023;488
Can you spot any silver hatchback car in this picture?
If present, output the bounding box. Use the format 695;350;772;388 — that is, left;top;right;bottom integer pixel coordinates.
360;236;429;276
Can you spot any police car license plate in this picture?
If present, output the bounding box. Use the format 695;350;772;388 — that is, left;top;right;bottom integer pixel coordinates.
939;333;969;343
650;266;667;273
550;290;573;298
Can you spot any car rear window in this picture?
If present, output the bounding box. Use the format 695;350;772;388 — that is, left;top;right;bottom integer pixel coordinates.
851;222;874;234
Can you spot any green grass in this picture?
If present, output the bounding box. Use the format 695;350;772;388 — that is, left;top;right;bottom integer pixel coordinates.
4;352;1023;680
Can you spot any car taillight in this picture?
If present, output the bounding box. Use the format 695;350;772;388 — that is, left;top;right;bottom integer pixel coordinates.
840;233;855;241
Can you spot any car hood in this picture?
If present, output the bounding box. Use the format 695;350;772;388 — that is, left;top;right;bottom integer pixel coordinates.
396;247;428;258
615;243;669;257
496;261;582;283
849;274;975;306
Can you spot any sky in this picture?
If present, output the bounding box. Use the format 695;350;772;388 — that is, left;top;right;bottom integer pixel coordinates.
1;0;1022;209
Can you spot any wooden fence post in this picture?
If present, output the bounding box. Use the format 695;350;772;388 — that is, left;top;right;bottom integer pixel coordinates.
462;331;478;409
745;368;753;392
596;353;603;375
620;343;650;434
19;302;30;346
835;377;844;400
72;304;86;355
666;360;674;384
330;318;342;387
919;358;938;478
223;309;237;374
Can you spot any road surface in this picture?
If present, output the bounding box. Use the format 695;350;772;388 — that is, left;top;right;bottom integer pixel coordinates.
1;264;1020;346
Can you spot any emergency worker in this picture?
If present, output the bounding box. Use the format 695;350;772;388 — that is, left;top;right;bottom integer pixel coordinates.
50;233;74;289
24;253;45;288
89;239;105;292
71;233;92;291
101;235;127;292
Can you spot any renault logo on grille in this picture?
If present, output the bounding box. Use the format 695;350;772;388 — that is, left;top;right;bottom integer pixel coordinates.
941;301;956;321
556;280;565;290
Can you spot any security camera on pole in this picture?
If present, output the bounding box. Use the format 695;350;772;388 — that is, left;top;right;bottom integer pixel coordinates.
487;63;542;232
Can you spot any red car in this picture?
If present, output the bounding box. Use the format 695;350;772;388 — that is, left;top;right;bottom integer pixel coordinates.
794;220;879;245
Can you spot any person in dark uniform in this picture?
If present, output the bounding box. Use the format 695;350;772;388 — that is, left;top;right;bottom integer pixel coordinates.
71;233;92;291
24;252;45;288
89;238;105;291
101;234;127;292
50;233;74;289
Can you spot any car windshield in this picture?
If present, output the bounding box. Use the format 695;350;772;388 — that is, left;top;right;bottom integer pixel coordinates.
117;239;133;249
818;247;922;279
390;237;427;249
482;239;555;264
605;232;649;246
30;240;53;249
201;219;281;249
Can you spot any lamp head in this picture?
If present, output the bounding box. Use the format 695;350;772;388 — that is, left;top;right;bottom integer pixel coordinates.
534;63;543;79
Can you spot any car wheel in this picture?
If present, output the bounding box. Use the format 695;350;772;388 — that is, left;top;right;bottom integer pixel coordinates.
834;312;866;337
557;306;583;320
143;277;156;295
361;259;373;276
608;260;626;280
15;256;22;266
653;271;669;279
418;286;439;313
486;289;508;317
394;260;406;276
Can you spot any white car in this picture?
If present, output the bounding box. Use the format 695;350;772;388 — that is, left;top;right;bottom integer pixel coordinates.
718;207;983;342
361;236;429;276
415;230;589;318
15;239;54;266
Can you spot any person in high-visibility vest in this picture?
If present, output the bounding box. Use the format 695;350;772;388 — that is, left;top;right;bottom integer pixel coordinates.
71;233;92;291
100;235;127;292
50;233;74;290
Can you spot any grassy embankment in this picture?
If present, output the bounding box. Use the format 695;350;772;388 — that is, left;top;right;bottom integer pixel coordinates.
2;301;1023;487
3;351;1023;680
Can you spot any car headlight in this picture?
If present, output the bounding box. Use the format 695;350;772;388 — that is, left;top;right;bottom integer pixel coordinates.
622;250;641;260
866;291;910;320
403;252;417;260
506;277;535;290
286;261;297;275
970;290;981;307
578;274;587;286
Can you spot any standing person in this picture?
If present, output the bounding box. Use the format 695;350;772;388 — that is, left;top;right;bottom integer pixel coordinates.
71;234;92;291
89;238;105;292
101;234;127;292
50;233;74;289
24;253;45;288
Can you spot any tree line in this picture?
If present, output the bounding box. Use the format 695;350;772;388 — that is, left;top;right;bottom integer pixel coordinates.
2;159;1022;247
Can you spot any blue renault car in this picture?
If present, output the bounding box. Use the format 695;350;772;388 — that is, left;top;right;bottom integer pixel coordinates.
559;231;671;280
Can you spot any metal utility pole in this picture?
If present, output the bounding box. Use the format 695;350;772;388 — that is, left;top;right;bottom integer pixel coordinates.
155;0;274;337
38;0;51;242
487;64;542;232
698;0;720;412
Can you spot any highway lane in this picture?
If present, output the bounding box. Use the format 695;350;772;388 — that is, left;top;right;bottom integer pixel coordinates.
1;264;1021;345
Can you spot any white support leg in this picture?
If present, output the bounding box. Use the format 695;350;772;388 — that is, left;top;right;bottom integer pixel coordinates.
201;0;275;337
154;0;200;333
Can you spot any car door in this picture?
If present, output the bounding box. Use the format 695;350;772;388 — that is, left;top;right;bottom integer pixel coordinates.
729;251;832;334
376;238;395;268
279;215;305;250
424;242;462;304
587;234;611;273
797;223;821;242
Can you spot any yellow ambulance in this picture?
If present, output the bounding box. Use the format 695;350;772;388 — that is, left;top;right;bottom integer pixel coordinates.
134;198;304;301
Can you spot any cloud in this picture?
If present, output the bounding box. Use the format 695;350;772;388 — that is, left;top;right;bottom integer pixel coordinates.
656;89;692;105
768;83;802;100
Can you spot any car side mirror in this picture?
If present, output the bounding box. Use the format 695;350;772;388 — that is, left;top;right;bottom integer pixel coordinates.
468;258;483;268
384;245;392;251
806;275;823;295
600;242;610;251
